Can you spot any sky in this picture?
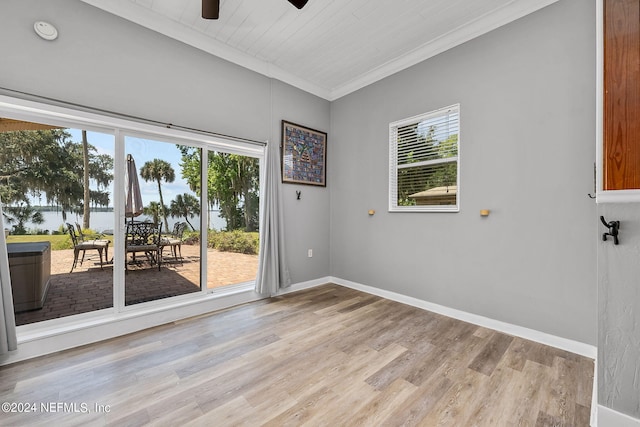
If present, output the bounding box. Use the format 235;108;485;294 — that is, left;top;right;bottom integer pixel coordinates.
66;128;194;208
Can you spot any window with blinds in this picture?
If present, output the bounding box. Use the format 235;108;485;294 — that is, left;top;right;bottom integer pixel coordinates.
389;104;460;212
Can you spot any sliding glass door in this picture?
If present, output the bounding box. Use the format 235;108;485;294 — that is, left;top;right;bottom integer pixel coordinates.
1;101;264;328
204;150;260;290
175;146;261;291
123;135;202;306
0;123;116;325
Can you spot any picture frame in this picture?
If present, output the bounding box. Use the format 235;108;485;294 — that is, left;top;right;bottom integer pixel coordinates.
281;120;327;187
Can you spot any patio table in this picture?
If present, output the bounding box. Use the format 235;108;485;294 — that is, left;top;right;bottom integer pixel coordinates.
125;222;163;271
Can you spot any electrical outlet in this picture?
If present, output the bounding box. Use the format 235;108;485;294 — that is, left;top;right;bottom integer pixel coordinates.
308;249;313;258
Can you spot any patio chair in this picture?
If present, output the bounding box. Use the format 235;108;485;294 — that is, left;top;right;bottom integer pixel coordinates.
125;222;162;271
67;223;110;273
75;222;105;240
161;221;186;265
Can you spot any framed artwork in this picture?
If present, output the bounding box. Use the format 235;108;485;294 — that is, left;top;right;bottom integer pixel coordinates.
281;120;327;186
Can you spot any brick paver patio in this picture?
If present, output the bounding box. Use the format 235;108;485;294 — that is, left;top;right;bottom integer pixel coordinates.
14;243;258;326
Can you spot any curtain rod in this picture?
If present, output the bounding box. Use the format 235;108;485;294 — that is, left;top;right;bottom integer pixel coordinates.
0;87;267;147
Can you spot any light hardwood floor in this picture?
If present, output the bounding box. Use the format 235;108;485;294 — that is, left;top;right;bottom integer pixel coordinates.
0;284;594;426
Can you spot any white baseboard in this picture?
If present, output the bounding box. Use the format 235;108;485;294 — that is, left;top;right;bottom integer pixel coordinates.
592;358;598;426
329;276;597;359
277;276;333;296
290;278;602;425
2;275;598;368
597;405;640;426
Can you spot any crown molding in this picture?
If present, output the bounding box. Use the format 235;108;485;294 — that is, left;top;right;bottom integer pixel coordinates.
327;0;560;100
81;0;559;102
79;0;331;99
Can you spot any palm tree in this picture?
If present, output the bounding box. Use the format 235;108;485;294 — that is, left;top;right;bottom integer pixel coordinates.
140;159;175;232
143;201;166;227
170;193;200;230
4;202;45;235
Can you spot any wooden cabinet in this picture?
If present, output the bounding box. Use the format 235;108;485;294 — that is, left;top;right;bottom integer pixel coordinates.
603;0;640;191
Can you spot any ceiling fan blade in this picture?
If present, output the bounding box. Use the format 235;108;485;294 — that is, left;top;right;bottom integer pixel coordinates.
288;0;309;9
202;0;219;19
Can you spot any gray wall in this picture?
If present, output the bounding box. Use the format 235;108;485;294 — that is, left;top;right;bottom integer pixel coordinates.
271;80;331;282
0;0;331;285
598;203;640;418
329;0;597;345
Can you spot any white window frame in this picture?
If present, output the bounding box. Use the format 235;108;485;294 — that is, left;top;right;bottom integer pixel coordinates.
389;104;461;212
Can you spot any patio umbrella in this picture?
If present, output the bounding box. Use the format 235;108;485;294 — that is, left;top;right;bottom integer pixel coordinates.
125;154;143;222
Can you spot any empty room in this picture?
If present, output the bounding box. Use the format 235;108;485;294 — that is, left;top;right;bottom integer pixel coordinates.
0;0;638;426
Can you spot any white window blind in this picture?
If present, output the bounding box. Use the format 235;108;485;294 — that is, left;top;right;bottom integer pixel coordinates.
389;104;460;212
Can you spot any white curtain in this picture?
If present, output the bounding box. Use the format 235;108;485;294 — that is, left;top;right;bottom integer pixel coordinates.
0;197;17;354
255;141;291;295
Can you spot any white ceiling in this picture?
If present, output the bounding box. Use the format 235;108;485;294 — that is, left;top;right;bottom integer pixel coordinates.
80;0;558;100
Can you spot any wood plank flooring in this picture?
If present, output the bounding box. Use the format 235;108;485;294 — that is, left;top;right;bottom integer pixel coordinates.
0;284;594;426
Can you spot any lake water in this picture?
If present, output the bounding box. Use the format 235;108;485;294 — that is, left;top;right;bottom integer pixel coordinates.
17;210;226;234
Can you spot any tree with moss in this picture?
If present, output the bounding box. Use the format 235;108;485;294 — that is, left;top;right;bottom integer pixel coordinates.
0;129;113;227
178;146;259;232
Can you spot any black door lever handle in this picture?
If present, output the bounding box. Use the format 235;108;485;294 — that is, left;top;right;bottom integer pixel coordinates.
600;215;620;245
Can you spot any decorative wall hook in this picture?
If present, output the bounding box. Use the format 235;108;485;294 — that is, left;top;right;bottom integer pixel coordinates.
600;215;620;245
296;190;301;200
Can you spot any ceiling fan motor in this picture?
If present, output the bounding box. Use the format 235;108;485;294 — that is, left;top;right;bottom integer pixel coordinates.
202;0;309;20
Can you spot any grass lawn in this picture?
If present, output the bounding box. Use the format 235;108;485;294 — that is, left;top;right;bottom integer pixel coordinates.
6;234;114;251
6;235;72;251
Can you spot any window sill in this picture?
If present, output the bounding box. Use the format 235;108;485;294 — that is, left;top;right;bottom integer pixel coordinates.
389;206;460;213
16;282;257;344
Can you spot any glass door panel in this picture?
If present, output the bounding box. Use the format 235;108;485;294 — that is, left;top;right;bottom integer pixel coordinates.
0;125;115;325
123;136;201;305
203;150;260;289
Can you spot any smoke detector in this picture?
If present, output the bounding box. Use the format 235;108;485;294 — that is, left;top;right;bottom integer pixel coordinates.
34;21;58;41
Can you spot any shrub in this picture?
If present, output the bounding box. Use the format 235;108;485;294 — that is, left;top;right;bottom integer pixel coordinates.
208;230;259;255
78;227;102;239
182;230;200;245
29;228;50;235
